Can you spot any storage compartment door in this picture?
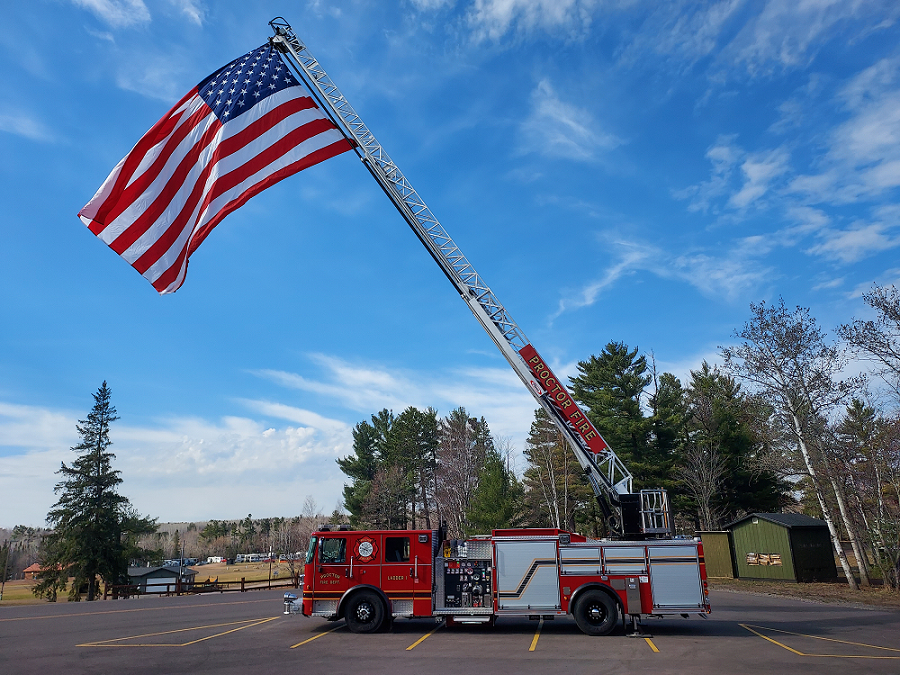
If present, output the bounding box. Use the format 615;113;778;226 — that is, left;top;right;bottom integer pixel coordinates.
495;540;559;610
648;545;703;608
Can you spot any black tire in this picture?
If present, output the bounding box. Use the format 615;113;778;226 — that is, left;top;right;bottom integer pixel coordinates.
572;590;618;636
344;590;386;633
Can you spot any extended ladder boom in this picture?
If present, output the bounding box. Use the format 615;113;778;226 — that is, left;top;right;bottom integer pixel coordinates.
268;18;670;538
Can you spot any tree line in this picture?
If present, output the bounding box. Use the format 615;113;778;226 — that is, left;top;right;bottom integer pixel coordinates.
338;287;900;590
11;285;899;598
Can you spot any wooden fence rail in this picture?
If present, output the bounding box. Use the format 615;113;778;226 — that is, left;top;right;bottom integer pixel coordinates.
105;572;301;599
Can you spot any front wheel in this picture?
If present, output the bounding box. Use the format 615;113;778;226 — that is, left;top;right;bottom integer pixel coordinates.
572;590;618;636
344;590;386;633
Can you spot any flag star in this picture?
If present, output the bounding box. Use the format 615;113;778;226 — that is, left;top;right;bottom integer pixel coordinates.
268;83;276;90
222;109;230;117
240;88;247;95
238;99;245;107
226;98;233;106
254;90;261;97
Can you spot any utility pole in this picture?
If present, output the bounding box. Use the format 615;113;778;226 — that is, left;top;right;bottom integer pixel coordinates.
178;541;185;595
0;539;14;601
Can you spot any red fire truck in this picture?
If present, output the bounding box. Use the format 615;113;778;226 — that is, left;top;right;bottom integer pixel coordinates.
269;19;711;635
284;526;709;635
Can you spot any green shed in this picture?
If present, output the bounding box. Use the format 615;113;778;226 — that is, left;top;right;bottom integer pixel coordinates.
726;513;837;582
697;531;735;579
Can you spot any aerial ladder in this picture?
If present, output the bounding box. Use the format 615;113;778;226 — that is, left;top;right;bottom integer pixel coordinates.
268;19;671;539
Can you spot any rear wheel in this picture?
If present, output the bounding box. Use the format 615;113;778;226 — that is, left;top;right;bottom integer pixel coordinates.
572;590;618;636
345;591;385;633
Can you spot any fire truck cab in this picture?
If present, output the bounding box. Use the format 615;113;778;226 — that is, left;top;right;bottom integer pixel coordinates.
286;525;710;636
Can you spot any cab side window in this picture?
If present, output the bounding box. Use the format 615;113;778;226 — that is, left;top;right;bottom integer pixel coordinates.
385;537;410;563
319;537;346;564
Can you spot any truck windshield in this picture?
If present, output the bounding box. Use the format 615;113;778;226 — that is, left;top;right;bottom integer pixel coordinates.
305;536;317;565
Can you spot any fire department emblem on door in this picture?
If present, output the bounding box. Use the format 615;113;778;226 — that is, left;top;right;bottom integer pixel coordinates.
356;536;378;562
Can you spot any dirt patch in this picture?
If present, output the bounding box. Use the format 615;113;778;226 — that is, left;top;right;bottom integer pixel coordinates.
709;578;900;610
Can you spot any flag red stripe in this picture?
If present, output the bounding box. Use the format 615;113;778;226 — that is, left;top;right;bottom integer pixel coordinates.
130;99;324;273
190;118;338;250
90;89;196;229
151;138;353;293
79;44;356;295
188;136;353;257
108;111;221;255
99;102;213;233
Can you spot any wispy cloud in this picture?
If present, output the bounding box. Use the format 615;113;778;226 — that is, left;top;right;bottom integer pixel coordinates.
551;244;649;320
115;55;195;101
613;1;897;83
672;136;741;213
253;353;535;449
677;138;790;214
519;79;622;161
789;57;900;203
466;0;599;42
0;112;54;142
550;235;774;321
728;147;790;209
805;212;900;263
722;0;886;76
71;0;151;28
169;0;204;26
410;0;455;9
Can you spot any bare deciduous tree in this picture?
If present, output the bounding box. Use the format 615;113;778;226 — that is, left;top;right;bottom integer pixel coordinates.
722;299;864;589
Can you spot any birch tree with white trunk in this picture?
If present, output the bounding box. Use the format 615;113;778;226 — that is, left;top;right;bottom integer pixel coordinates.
721;299;864;589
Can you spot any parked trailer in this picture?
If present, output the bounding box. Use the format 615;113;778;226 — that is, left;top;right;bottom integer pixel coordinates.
284;527;710;636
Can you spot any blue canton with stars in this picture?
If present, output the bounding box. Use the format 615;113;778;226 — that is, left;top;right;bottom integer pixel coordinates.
197;43;298;123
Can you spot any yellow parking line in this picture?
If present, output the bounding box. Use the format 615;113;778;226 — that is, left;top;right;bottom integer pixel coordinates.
407;623;443;650
529;618;543;652
289;623;346;648
644;637;659;653
78;617;277;647
740;624;900;659
0;597;276;623
182;617;278;645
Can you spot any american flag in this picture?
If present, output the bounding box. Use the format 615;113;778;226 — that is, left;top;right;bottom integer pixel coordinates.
78;43;354;294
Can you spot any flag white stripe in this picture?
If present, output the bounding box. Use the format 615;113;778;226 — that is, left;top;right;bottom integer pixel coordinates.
79;45;353;294
142;114;345;287
121;93;333;267
125;96;208;192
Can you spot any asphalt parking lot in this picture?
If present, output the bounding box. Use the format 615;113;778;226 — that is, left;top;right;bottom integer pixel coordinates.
2;588;898;675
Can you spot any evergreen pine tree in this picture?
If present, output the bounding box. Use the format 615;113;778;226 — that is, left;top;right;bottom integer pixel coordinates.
34;382;156;601
569;341;652;485
464;446;522;535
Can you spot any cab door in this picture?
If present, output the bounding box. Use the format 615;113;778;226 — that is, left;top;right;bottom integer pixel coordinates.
380;534;413;616
379;532;433;617
410;532;433;616
311;535;350;614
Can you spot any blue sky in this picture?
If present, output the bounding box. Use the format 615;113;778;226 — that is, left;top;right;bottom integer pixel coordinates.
2;1;899;528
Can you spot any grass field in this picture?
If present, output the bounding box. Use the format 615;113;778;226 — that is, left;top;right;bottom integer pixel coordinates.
5;564;896;609
0;561;301;606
